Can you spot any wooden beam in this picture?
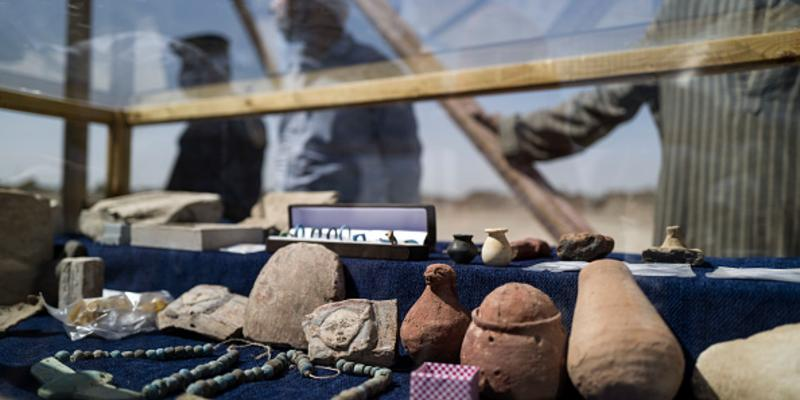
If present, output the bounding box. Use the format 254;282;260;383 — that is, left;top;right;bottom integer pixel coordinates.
354;0;591;238
231;0;279;76
62;0;93;233
106;115;131;197
0;88;115;123
125;29;800;125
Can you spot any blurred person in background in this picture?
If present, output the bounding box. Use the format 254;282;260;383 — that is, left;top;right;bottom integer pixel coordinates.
268;0;421;203
167;34;267;221
476;0;800;257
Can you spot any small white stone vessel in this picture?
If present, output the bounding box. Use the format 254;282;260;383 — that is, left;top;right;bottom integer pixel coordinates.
481;228;516;267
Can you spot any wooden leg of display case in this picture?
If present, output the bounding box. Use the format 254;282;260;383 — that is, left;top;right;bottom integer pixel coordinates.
353;0;592;238
61;0;93;232
106;118;131;197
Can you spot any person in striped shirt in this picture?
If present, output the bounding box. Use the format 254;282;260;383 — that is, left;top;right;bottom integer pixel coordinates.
481;0;800;257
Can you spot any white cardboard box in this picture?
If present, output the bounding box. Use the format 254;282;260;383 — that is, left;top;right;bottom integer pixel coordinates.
131;223;264;251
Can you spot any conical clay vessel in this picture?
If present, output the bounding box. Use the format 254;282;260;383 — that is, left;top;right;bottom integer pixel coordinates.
567;259;685;399
461;283;566;400
401;264;471;364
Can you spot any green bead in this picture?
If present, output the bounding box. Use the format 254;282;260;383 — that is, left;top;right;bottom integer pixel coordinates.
343;361;355;373
164;347;174;357
134;349;146;358
193;345;203;353
244;369;255;381
55;350;70;362
121;351;134;358
92;350;105;358
287;349;296;359
164;377;178;390
203;343;213;354
354;363;365;375
232;369;244;382
71;350;83;361
179;368;193;381
261;364;274;378
110;350;121;358
213;376;225;387
183;345;194;353
155;348;165;359
336;359;346;369
145;349;156;359
186;383;202;396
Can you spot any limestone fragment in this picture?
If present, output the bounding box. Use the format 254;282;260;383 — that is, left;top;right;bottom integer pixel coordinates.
241;191;338;231
567;259;684;399
57;257;105;308
694;323;800;400
643;225;704;265
78;191;223;240
157;284;247;340
556;232;614;261
303;299;397;367
0;295;43;332
244;243;345;348
0;189;53;305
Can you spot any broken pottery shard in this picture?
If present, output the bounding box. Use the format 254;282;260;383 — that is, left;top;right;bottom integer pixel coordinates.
0;189;53;305
557;232;614;261
241;191;338;231
401;264;471;364
511;237;551;260
244;243;345;348
643;226;704;266
57;257;105;309
303;299;397;367
157;284;247;340
0;296;43;332
78;191;223;240
568;260;684;400
460;283;566;400
694;323;800;400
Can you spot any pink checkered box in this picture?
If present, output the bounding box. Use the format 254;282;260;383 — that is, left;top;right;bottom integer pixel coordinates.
410;362;480;400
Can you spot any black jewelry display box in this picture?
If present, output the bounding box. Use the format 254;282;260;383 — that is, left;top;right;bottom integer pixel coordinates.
265;204;436;261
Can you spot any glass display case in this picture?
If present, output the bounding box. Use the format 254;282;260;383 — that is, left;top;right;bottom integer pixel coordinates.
0;1;798;399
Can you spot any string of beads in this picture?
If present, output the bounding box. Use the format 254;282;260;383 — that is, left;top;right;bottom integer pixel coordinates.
141;348;239;399
185;352;290;397
54;343;215;363
331;359;393;400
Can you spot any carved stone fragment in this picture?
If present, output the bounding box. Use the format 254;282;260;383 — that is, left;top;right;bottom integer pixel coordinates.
303;299;397;367
78;190;223;240
567;259;684;399
556;232;614;261
0;295;43;332
0;189;53;305
694;323;800;400
643;225;704;265
401;264;470;364
461;283;566;399
244;243;345;348
157;284;247;340
57;257;105;309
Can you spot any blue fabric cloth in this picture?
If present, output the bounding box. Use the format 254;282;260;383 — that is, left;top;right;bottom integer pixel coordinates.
2;237;800;399
270;34;421;203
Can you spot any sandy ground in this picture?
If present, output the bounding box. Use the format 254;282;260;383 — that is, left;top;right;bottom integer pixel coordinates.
425;192;656;253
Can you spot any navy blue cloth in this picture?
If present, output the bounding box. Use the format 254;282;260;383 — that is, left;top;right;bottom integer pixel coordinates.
2;237;800;399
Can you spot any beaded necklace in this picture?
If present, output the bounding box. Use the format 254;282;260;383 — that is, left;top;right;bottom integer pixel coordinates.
46;343;394;400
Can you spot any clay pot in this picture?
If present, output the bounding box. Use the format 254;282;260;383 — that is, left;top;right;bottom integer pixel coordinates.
400;264;471;364
568;259;685;399
481;228;516;266
445;234;480;264
511;237;551;260
461;283;566;399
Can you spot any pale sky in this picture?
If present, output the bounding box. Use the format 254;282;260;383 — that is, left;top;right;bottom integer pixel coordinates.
0;0;662;199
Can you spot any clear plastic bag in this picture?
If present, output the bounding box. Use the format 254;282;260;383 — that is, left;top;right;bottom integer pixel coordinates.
44;289;172;341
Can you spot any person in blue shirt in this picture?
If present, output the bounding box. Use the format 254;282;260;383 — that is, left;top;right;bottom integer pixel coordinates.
268;0;421;203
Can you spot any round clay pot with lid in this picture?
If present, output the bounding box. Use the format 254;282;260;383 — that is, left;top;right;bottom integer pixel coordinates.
445;234;480;263
461;283;566;399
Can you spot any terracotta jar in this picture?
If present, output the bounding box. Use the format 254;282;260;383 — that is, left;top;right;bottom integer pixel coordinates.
568;259;685;399
401;264;471;364
461;283;566;399
481;228;516;266
445;234;479;264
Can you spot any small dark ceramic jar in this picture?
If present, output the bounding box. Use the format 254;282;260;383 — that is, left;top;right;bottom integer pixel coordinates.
445;234;479;263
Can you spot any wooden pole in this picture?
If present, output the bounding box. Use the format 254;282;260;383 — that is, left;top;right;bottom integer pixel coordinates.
106;114;131;197
353;0;593;238
62;0;92;232
232;0;278;76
